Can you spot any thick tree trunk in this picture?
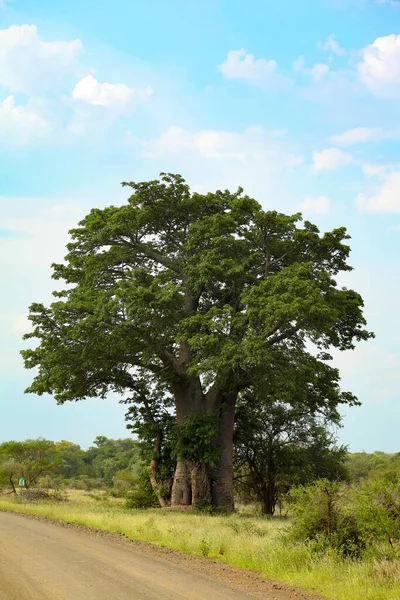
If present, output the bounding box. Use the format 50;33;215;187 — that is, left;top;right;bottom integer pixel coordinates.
171;460;192;506
170;374;203;507
169;365;237;511
190;462;211;507
210;394;236;511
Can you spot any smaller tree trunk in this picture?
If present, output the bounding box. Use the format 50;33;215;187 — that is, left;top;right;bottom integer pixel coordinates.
148;429;167;508
9;474;16;498
261;481;276;516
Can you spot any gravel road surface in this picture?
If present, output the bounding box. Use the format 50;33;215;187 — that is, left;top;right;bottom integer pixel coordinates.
0;511;322;600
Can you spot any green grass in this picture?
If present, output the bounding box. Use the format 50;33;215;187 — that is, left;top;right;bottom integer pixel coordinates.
1;491;399;600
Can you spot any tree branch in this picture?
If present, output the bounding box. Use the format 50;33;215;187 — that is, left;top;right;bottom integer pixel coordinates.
267;324;301;346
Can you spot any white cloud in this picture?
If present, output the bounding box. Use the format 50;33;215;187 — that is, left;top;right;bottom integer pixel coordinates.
311;63;330;80
362;163;389;177
138;125;302;208
0;203;88;274
218;49;289;89
311;147;354;172
358;34;400;98
292;55;329;81
362;162;400;177
330;344;380;379
193;130;247;159
10;314;30;335
318;34;346;56
142;125;303;165
143;125;254;159
286;154;305;167
0;95;50;144
39;203;82;216
0;202;91;379
330;126;400;145
0;24;82;94
293;55;306;72
355;171;400;212
386;354;400;367
300;195;331;214
72;75;152;108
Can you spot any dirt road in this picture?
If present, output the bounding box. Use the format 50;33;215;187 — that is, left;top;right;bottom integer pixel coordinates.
0;512;322;600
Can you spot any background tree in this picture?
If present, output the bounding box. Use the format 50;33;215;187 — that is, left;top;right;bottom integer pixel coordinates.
123;375;176;507
83;437;139;484
0;439;60;491
234;348;350;515
54;441;86;480
346;451;400;482
0;460;19;496
22;173;373;510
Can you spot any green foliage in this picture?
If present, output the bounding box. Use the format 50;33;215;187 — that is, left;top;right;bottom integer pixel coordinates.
21;172;372;414
171;411;219;466
234;346;350;515
112;469;136;496
355;473;400;556
289;475;400;560
0;436;150;498
71;476;104;491
125;471;159;509
200;538;211;556
20;173;373;504
289;480;366;559
123;375;176;503
0;439;61;491
54;441;86;479
192;504;231;515
347;451;400;482
83;437;141;484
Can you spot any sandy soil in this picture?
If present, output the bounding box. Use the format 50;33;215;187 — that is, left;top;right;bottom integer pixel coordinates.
0;511;325;600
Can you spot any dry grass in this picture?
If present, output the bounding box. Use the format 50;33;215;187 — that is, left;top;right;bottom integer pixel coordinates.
1;491;399;600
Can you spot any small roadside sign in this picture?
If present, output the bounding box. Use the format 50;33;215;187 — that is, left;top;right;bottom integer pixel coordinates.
18;477;26;487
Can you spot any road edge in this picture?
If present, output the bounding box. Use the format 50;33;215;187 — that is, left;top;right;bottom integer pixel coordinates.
0;507;325;600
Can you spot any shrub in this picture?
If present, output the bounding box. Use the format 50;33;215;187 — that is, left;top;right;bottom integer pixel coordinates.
112;469;136;496
355;472;400;556
21;488;67;502
125;471;159;509
23;489;51;502
289;479;366;558
73;476;105;491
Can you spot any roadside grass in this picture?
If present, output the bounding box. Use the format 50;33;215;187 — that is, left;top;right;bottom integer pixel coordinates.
1;491;399;600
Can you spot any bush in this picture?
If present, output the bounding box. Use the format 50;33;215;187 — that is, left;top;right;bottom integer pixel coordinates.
72;476;105;491
112;469;136;497
23;489;51;502
22;488;67;502
355;472;400;556
125;488;159;509
125;471;159;509
289;480;367;558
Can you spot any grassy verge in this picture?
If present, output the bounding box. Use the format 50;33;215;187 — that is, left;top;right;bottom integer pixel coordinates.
1;491;399;600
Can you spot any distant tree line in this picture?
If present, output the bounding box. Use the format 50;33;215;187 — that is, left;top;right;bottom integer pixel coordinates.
0;437;142;498
2;430;397;514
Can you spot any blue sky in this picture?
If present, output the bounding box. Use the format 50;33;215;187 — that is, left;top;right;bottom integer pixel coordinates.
1;0;400;450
